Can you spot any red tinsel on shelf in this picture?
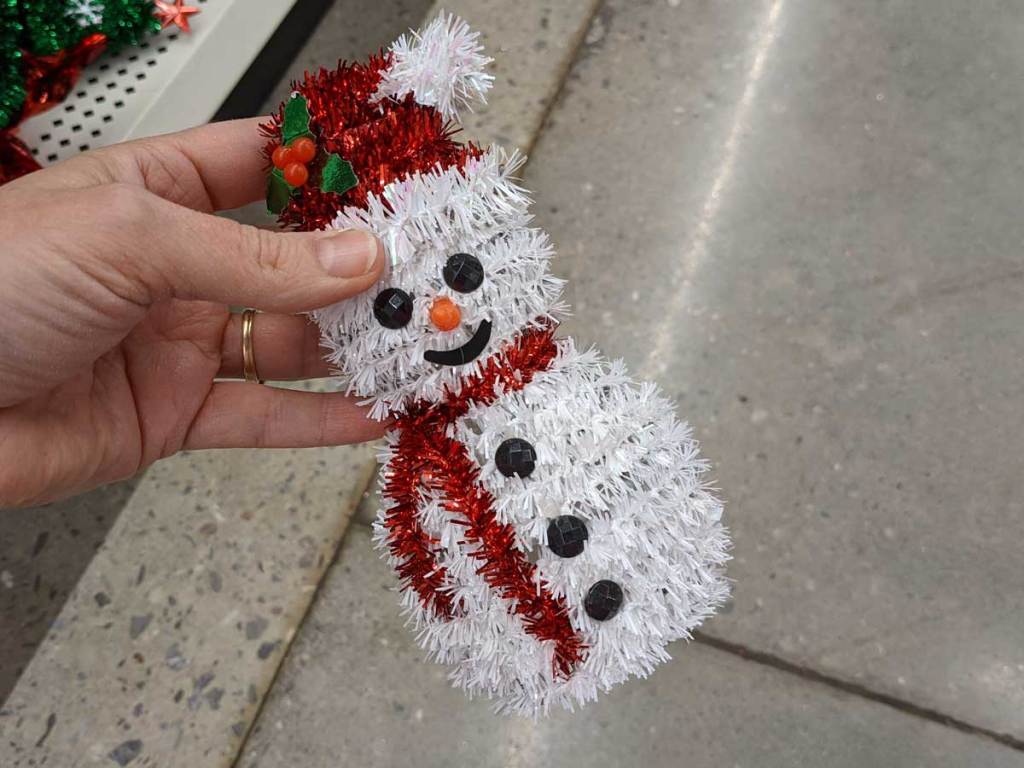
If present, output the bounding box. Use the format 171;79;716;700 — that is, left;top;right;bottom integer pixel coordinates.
20;32;107;121
0;32;107;185
0;129;40;184
261;54;483;232
382;323;589;679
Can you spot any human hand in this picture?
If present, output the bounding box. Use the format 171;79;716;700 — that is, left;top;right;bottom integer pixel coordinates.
0;118;388;507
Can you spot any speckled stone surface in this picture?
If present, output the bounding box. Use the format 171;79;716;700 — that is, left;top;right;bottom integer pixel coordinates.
351;471;381;527
1;482;137;704
237;525;1022;768
450;0;602;152
0;448;375;766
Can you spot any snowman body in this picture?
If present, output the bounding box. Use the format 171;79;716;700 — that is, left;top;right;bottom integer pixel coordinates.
310;148;729;715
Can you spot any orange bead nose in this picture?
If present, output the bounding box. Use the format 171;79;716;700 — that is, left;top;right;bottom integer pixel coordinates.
429;296;462;331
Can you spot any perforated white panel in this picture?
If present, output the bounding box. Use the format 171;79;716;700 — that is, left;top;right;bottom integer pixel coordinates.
19;0;297;166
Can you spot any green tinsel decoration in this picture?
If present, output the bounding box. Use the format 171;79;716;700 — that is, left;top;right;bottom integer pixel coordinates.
22;0;159;55
0;1;160;129
0;0;24;128
22;0;82;56
97;0;161;53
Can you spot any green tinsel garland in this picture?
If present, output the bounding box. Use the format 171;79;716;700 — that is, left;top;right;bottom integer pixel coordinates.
22;0;82;56
22;0;159;55
0;0;24;128
96;0;161;52
1;0;160;129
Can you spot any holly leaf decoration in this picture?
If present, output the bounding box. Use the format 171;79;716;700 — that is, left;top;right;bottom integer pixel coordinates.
282;94;313;145
320;153;359;195
266;168;293;214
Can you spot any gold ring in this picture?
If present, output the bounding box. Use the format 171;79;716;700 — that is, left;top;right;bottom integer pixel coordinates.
241;309;262;384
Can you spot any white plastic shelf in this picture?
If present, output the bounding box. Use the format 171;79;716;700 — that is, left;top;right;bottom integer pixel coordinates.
19;0;297;165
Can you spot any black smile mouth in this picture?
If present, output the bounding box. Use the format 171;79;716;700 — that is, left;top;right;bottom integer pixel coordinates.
423;320;493;367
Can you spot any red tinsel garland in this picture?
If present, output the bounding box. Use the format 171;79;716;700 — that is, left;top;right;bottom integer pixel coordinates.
383;323;589;679
0;32;107;185
261;55;482;232
0;129;40;184
381;435;460;620
20;32;107;120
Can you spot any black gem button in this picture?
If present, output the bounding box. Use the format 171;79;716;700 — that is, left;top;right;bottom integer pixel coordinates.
584;580;623;621
495;438;536;478
373;288;414;329
547;515;588;558
443;253;485;293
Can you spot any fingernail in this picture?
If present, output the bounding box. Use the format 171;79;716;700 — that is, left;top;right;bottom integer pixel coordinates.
317;230;380;278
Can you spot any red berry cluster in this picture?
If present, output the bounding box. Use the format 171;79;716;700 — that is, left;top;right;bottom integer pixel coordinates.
271;136;317;187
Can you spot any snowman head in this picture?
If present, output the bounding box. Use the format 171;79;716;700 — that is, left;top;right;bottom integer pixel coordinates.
312;149;566;418
264;13;562;417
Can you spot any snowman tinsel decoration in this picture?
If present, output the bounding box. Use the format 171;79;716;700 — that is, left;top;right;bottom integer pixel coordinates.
262;12;730;716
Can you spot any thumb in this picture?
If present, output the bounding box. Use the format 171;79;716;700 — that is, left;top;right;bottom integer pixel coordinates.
120;186;384;312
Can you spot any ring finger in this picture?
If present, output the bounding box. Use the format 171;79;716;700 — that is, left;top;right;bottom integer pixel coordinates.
218;312;331;381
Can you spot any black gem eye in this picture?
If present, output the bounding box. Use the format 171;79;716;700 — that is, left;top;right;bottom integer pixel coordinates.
495;438;536;478
547;515;588;558
373;288;414;329
584;580;623;621
443;253;484;293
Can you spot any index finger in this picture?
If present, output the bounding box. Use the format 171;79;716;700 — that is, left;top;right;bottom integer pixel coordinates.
130;117;273;211
51;117;273;212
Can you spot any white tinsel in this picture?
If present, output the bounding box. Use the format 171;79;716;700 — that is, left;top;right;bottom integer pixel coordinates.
372;339;730;716
68;0;103;26
372;11;493;120
313;147;567;420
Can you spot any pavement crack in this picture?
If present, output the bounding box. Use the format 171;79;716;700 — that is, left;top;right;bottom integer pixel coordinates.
34;712;56;748
523;0;606;159
693;631;1024;753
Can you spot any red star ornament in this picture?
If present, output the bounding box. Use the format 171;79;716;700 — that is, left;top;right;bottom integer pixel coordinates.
153;0;200;33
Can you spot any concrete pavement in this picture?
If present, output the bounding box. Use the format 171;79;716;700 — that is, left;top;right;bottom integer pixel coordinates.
4;0;1023;765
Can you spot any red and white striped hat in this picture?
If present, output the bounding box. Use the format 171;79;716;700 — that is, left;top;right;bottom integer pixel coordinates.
264;12;493;231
